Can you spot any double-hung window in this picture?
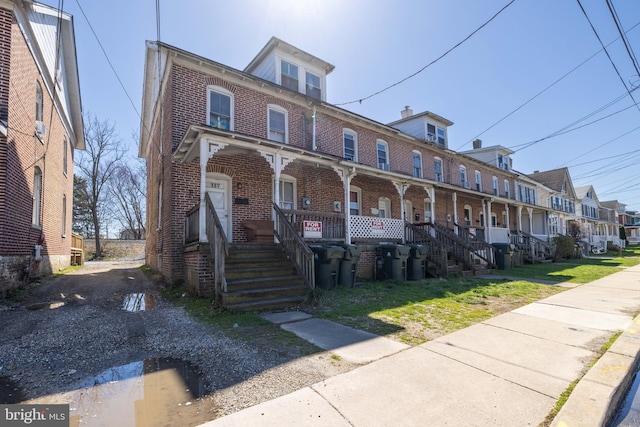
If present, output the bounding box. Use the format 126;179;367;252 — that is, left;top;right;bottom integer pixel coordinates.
267;105;287;143
377;140;389;170
434;158;443;182
437;127;446;146
32;167;42;227
350;186;361;215
492;176;498;196
281;60;299;91
306;72;321;99
277;176;296;210
208;87;233;130
475;171;482;191
427;123;436;142
343;130;356;161
460;166;467;188
504;180;510;199
412;151;422;178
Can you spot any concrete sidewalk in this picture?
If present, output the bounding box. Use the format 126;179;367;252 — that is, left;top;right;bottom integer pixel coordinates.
202;265;640;427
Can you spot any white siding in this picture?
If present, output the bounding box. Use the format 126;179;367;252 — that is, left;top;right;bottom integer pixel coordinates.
249;51;276;83
391;117;425;139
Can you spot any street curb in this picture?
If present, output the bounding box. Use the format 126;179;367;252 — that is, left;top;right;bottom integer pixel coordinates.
551;314;640;426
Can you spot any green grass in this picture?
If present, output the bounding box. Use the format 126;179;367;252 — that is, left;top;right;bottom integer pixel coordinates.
308;277;565;345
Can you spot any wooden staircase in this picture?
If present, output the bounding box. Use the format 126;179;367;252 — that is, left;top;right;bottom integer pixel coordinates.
222;243;309;310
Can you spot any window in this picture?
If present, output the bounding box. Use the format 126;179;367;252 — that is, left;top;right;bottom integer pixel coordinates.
492;176;498;196
434;158;443;182
32;167;42;226
427;123;436;142
491;213;498;227
498;154;509;171
404;200;413;223
277;175;296;210
412;151;422;178
62;194;67;237
207;86;233;130
63;137;68;176
267;105;287;143
423;199;432;223
437;127;446;146
463;206;472;226
350;186;361;215
378;197;391;218
306;71;321;99
280;60;299;91
475;171;482;191
459;166;467;187
35;81;43;122
504;180;510;199
502;211;507;228
377;140;389;170
343;129;357;161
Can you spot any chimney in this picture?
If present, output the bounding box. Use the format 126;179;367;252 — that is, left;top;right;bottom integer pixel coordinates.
472;139;482;149
401;105;413;119
533;170;539;174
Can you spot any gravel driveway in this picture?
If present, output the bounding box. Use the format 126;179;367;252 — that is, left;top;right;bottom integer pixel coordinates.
0;261;357;425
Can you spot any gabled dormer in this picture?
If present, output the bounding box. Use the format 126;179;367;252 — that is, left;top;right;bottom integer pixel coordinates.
244;37;335;102
459;139;513;172
387;106;453;149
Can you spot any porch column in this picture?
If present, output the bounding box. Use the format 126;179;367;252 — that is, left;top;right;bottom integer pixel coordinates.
487;199;493;244
429;187;436;222
452;192;458;232
393;182;409;243
198;138;228;242
505;203;510;233
333;166;356;244
527;207;533;234
259;150;294;222
517;205;523;232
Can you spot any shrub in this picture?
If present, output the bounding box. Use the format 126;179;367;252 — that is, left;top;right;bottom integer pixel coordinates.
553;235;575;260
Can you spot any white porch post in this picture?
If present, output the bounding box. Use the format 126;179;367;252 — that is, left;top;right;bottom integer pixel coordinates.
429;187;436;223
452;192;458;232
505;203;510;232
393;182;409;243
259;151;294;230
199;137;208;243
517;206;523;232
487;199;493;244
333;166;356;244
527;207;534;234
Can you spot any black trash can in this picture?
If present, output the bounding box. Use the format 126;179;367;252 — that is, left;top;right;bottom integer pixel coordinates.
492;243;514;270
339;244;361;287
379;244;410;281
310;245;345;289
408;244;428;280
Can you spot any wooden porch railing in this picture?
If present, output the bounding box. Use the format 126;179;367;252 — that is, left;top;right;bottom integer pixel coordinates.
185;205;200;244
510;230;555;262
279;209;345;241
273;203;315;289
405;222;448;278
205;193;229;298
417;222;476;272
70;233;84;266
454;224;496;268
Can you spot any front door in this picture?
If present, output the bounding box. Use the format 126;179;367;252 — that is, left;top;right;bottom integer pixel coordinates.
206;177;231;240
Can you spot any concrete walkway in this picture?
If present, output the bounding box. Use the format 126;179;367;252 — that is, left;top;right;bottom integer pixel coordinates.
202;265;640;427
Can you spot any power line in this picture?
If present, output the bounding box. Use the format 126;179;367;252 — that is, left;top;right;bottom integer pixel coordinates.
576;0;640;113
566;147;640;168
606;0;640;78
334;0;517;106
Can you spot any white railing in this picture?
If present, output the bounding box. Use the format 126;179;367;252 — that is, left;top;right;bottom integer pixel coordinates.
488;228;510;244
350;215;403;240
532;234;548;242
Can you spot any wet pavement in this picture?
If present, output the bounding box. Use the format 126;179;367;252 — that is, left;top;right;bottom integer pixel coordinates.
122;293;156;312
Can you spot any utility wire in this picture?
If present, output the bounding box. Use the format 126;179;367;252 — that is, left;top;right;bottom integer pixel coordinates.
566;147;640;168
334;0;517;106
606;0;640;78
576;0;640;113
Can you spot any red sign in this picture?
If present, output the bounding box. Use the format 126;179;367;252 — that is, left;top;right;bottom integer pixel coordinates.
303;221;322;239
371;219;384;235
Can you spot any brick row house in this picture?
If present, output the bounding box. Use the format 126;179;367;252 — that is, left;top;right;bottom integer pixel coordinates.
0;0;84;290
139;38;625;308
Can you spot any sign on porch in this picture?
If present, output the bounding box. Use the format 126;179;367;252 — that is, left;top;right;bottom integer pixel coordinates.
303;220;323;239
371;219;385;235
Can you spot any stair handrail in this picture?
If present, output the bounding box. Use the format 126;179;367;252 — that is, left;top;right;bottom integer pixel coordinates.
510;230;554;262
405;222;448;278
273;203;315;289
205;193;229;298
416;222;476;272
454;223;496;268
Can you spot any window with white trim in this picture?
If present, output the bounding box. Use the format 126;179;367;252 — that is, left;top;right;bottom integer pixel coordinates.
412;151;422;178
474;171;482;191
280;60;299;91
502;211;507;228
437;127;446;146
491;213;498;227
305;71;321;99
459;166;467;188
378;197;391;218
492;176;498;196
276;175;296;210
207;86;233;130
463;206;472;226
267;104;287;143
350;186;361;215
377;139;389;170
404;200;413;223
62;194;67;237
343;129;357;161
35;81;43;123
504;180;510;199
434;158;443;182
32;167;42;226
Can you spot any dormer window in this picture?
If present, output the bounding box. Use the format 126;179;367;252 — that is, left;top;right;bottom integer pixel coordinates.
306;72;321;99
437;128;445;146
498;154;509;171
280;60;299;92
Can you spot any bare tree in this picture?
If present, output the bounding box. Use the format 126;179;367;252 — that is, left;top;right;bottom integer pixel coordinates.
75;114;124;258
110;159;146;239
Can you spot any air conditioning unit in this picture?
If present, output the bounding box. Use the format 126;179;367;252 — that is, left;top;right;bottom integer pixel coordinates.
378;163;389;171
464;181;471;189
35;120;46;137
426;134;437;143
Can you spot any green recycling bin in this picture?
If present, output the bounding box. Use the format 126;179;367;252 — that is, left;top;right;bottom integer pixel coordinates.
379;244;410;281
408;244;428;280
310;245;345;289
492;243;515;270
339;244;361;287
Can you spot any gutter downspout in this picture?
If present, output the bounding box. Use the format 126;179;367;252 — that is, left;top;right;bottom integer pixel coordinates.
312;107;317;151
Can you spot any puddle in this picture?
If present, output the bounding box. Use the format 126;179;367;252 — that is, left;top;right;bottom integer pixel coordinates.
0;376;26;403
26;358;214;427
122;293;156;312
26;301;65;311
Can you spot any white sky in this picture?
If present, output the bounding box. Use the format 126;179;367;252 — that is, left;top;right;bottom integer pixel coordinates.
43;0;640;210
